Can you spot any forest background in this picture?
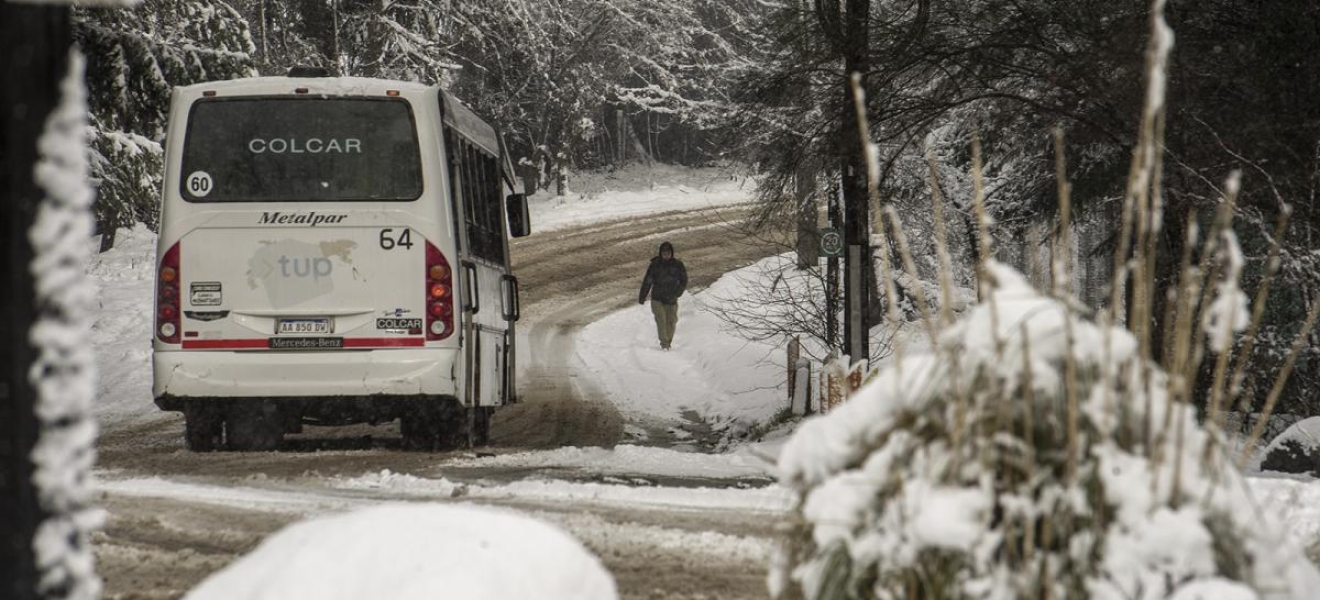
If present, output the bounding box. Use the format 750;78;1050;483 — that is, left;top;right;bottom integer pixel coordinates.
75;0;1320;422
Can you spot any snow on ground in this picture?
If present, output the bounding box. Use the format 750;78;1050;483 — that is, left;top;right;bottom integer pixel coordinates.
95;473;784;565
87;222;159;430
527;163;753;232
1247;474;1320;555
184;504;618;600
442;444;774;480
576;253;796;428
333;469;792;513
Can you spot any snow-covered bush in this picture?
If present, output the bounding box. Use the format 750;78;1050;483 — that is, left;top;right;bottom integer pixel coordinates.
185;504;617;600
772;262;1320;600
1259;417;1320;476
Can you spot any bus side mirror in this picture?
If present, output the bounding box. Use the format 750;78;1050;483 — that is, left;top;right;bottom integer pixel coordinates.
506;193;531;238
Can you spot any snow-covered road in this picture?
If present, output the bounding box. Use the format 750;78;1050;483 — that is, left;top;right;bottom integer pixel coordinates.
91;167;795;600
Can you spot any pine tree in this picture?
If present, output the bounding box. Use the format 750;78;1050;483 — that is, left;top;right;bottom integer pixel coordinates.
74;0;256;250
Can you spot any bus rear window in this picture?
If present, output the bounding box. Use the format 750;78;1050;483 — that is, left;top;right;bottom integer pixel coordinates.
179;97;422;202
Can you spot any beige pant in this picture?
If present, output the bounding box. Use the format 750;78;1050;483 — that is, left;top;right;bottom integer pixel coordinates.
650;300;679;347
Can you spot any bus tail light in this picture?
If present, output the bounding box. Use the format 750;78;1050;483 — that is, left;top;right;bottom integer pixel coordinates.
425;241;454;340
156;242;181;344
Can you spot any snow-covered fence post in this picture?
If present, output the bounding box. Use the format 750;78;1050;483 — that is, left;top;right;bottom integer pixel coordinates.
1;6;76;599
820;355;849;413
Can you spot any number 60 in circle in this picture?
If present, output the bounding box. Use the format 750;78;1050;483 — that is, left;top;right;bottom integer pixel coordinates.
186;171;213;197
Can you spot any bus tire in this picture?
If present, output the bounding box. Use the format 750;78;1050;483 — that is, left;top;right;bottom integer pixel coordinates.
225;399;282;451
400;406;438;451
471;407;492;447
402;400;466;451
183;401;223;452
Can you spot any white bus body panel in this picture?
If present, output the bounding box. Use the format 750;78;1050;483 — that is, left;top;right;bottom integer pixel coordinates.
152;78;493;405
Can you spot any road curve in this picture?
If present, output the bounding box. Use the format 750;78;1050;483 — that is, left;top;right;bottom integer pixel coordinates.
94;202;787;600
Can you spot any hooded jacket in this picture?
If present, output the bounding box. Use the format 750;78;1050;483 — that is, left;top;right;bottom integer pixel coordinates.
639;241;688;304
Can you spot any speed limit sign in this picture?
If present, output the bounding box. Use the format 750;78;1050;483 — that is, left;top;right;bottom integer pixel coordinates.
819;228;843;257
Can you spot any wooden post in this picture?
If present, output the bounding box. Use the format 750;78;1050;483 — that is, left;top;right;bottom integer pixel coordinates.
787;336;801;414
795;357;811;415
1;6;72;599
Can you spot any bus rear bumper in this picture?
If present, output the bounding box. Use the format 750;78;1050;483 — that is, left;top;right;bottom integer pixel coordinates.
153;348;459;407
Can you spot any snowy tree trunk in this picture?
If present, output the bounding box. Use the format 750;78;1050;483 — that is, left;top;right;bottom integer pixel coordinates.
2;8;95;600
331;0;342;75
258;0;269;67
26;49;103;600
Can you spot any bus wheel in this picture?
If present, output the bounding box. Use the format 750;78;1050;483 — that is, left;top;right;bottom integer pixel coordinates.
401;402;444;451
225;399;282;451
402;400;465;451
183;401;223;452
471;407;492;447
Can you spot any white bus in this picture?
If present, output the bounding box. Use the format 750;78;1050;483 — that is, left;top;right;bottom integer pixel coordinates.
152;70;529;451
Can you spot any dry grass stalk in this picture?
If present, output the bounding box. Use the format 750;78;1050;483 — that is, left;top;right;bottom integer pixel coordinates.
969;135;1007;369
924;148;957;327
1228;207;1291;413
1203;174;1240;432
1019;323;1037;564
1030;221;1043;290
1050;128;1082;480
1051;128;1073;299
971;134;994;300
922;150;973;472
1153;222;1199;489
1156;288;1177;443
885;206;939;345
849;74;902;338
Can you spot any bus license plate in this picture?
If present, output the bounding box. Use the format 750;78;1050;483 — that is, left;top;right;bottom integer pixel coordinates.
277;318;332;335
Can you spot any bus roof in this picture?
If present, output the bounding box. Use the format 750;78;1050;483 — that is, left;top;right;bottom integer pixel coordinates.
439;90;498;156
178;76;432;96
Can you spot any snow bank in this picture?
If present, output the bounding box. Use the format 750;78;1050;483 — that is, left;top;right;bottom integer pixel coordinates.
577;254;797;428
86;223;159;430
1264;417;1320;456
184;504;617;600
1259;417;1320;475
773;261;1320;600
443;444;774;480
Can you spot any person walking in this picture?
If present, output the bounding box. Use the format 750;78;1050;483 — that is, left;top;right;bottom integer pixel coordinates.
638;241;688;350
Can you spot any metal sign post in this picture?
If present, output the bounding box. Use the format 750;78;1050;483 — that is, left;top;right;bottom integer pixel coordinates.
819;228;843;257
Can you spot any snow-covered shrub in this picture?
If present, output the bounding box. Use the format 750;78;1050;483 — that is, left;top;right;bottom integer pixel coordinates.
1259;417;1320;476
185;504;617;600
772;262;1320;600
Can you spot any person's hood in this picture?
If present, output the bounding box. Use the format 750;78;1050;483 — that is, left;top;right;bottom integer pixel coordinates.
658;241;674;257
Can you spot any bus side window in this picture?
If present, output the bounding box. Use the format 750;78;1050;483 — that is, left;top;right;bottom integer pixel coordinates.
451;131;505;264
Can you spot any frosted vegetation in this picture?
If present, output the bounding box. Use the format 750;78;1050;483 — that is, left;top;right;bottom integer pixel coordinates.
769;2;1320;598
773;263;1320;600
